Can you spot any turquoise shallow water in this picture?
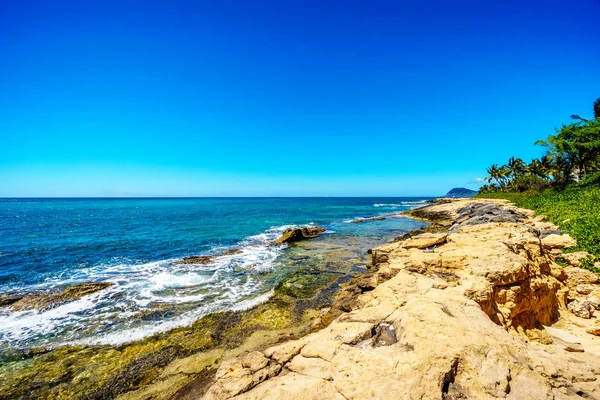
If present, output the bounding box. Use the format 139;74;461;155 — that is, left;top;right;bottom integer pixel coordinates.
0;197;429;353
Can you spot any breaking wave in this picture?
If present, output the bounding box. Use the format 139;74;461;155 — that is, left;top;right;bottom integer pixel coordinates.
0;225;296;350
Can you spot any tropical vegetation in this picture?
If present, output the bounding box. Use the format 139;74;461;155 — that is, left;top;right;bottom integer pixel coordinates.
479;98;600;193
478;97;600;273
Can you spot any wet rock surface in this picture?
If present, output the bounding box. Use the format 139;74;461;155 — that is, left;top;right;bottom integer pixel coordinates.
1;282;113;312
350;216;386;223
274;227;326;244
177;248;243;264
199;199;600;399
1;215;422;400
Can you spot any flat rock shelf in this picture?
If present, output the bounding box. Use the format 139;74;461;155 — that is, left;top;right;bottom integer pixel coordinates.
200;199;600;400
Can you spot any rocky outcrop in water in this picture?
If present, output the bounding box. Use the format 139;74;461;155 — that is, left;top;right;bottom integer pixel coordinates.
199;199;600;399
350;216;386;223
178;248;243;264
274;227;326;244
0;282;113;312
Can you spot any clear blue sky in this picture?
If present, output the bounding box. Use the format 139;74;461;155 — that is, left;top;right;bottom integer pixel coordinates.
1;0;598;197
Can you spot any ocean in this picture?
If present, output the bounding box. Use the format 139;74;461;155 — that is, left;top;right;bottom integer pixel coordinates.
0;197;430;356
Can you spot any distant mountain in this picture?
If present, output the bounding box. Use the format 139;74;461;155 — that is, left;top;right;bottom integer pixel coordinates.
444;187;478;198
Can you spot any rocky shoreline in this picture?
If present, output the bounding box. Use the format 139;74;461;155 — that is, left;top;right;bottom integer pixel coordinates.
1;216;420;399
2;199;599;399
195;198;600;399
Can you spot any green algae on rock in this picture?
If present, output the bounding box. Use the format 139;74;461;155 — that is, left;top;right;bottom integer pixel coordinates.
0;217;426;400
0;257;349;400
274;227;326;244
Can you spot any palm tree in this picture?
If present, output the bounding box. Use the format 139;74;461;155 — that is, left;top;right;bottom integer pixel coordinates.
498;165;511;191
570;114;589;122
570;97;600;121
485;164;501;187
507;157;527;179
540;154;556;180
528;158;545;179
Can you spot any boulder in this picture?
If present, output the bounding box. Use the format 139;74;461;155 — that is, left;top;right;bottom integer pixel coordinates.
587;289;600;307
564;267;599;286
541;234;577;250
567;299;596;319
561;251;590;267
400;233;447;250
274;227;326;244
586;321;600;336
576;284;596;295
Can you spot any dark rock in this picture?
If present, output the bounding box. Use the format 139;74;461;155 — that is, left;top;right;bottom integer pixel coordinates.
450;203;527;231
539;229;565;239
0;294;22;307
6;282;113;312
372;323;398;347
351;216;386;223
407;207;454;226
274;227;326;244
178;248;243;264
435;199;454;205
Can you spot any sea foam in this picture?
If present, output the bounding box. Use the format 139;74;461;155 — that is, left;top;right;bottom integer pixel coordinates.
0;225;293;350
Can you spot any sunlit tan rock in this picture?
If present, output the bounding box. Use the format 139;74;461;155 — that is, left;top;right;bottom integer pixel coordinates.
200;199;600;400
541;233;577;249
568;298;596;319
399;232;447;249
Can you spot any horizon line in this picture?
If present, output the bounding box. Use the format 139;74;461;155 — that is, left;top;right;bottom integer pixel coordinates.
0;195;442;199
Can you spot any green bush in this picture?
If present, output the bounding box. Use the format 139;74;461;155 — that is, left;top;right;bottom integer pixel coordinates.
480;182;600;274
476;191;539;203
578;171;600;187
510;175;550;192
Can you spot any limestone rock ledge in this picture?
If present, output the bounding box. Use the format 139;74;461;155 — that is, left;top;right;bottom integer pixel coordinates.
198;199;600;400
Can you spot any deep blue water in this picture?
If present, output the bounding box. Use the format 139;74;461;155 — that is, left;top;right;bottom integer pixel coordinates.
0;197;430;351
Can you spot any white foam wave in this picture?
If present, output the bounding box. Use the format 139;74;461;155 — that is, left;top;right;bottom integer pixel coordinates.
0;287;115;346
68;289;275;346
0;224;298;349
374;200;430;209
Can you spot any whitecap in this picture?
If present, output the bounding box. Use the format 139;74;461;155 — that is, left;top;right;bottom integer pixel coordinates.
0;223;299;349
68;289;275;346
